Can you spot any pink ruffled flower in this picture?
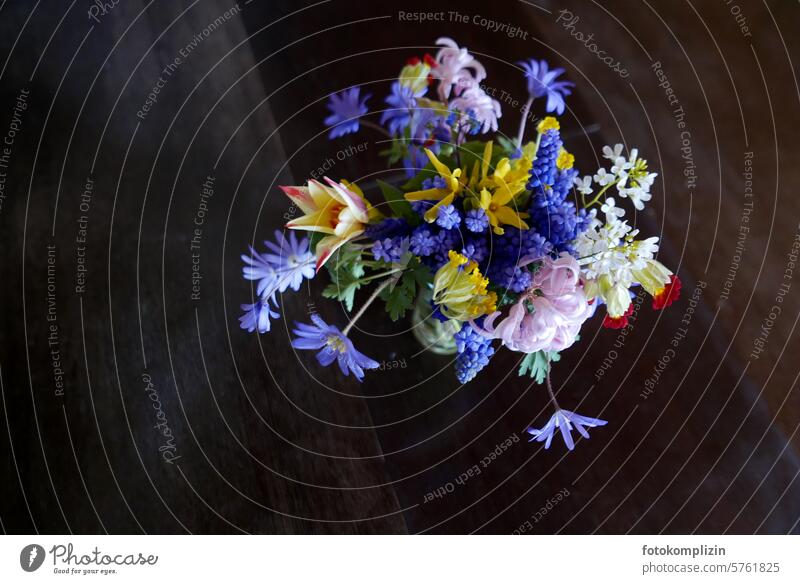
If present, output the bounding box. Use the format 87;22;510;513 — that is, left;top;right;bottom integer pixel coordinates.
477;254;592;353
431;37;486;101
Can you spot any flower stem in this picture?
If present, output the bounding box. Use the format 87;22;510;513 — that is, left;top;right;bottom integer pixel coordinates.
357;267;405;284
516;97;534;147
342;275;397;336
360;119;392;138
545;365;560;410
583;180;617;208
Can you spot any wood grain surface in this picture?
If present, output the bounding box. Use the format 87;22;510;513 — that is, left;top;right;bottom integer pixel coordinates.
1;0;799;534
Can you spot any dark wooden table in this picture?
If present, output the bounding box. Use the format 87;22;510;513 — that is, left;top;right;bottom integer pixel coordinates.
1;0;799;534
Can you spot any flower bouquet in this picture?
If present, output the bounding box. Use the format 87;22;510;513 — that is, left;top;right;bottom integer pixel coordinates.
239;38;681;451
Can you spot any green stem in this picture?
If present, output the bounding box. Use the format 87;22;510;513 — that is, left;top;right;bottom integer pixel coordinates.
583;180;617;209
360;119;392;138
342;276;397;336
357;267;405;284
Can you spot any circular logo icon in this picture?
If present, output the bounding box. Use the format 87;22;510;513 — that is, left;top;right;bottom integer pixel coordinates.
20;544;45;572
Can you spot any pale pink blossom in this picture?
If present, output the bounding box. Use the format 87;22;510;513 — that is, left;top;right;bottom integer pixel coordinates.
431;37;486;101
477;255;592;353
449;86;502;134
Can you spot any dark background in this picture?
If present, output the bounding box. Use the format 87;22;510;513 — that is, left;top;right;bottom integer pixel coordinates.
1;0;799;534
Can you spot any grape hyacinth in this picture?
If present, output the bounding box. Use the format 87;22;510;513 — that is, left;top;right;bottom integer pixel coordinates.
528;129;561;189
454;323;495;383
409;225;436;257
465;208;489;233
435;204;461;229
372;237;407;263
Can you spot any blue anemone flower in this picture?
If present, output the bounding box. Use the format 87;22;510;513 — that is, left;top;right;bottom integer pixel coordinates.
246;230;315;293
239;299;279;334
527;409;607;450
381;82;424;135
518;59;574;115
291;314;379;381
324;87;371;139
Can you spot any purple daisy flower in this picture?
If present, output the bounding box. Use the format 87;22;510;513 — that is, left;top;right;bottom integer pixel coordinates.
324;86;371;139
291;314;379;381
518;59;574;115
527;409;607;451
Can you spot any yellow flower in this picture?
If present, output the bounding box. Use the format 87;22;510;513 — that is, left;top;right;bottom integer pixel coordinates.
537;116;560;133
432;251;497;320
478;187;529;235
465;141;530;235
399;62;431;94
556;148;575;170
631;259;672;297
280;177;373;271
404;148;465;223
585;275;632;318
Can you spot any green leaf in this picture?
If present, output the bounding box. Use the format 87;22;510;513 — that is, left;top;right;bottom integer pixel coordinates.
402;164;437;192
380;271;416;321
376;179;416;223
518;350;561;384
322;245;367;311
322;280;360;312
495;135;518;157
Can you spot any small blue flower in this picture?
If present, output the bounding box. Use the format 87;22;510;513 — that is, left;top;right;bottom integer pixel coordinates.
465;208;489;233
461;237;489;264
518;59;574;115
410;200;431;218
374;237;408;263
324;87;371;139
291;314;379;381
454;324;495;383
381;82;424;135
528;129;561;190
435;204;461;230
239;298;279;334
409;226;436;257
488;263;531;293
421;175;448;190
527;409;607;451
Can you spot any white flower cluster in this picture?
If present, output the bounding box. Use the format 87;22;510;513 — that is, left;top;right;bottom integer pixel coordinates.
573;143;658;211
573;144;669;318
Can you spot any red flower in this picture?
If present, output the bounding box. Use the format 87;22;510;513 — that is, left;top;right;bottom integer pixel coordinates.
406;56;421;66
602;302;634;329
423;53;437;68
652;275;682;310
